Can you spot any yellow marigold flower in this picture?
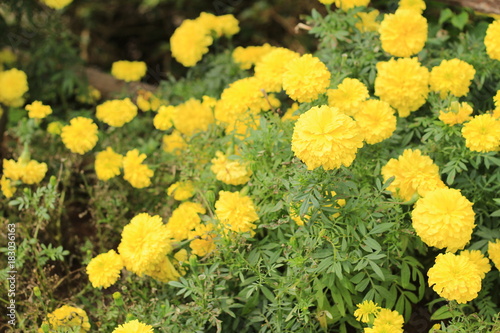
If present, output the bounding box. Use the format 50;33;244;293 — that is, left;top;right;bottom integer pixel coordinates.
430;59;475;98
2;159;23;181
427;252;482;303
1;175;16;198
485;20;500;61
375;57;429;117
379;9;427;58
283;54;331;103
40;305;90;333
215;191;259;234
20;159;48;184
232;44;275;70
112;320;153;333
0;68;28;106
214;77;270;126
153;105;175;130
136;90;163;112
355;10;380;33
461;250;490;279
334;0;370;11
353;99;397;144
95;147;123;181
96;98;137;127
25;101;52;119
162;131;187;155
166;202;206;241
197;12;240;37
86;249;123;288
488;239;500;270
170;19;213;67
461;114;500;152
167;180;195;201
373;309;404;329
398;0;426;14
412;188;475;252
189;223;216;257
122;149;154;189
143;255;182;282
61;117;99;154
318;0;335;4
172;98;215;136
381;149;446;201
439;101;473;125
254;48;301;92
40;0;73;9
327;78;369;116
354;300;381;323
291;105;364;170
47;121;64;135
118;213;172;276
111;60;147;82
364;324;402;333
211;151;252;185
282;103;300;122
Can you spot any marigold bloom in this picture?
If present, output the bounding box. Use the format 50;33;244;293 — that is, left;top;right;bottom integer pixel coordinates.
40;0;73;9
283;54;331;103
1;175;15;198
196;12;240;37
172;98;215;136
429;59;475;98
438;101;473;125
373;309;404;329
96;98;137;127
354;99;397;144
111;60;147;82
189;223;216;257
122;149;154;189
143;255;182;282
398;0;426;13
211;151;252;185
21;159;48;184
355;10;380;33
112;320;154;333
86;249;123;288
136;90;162;112
461;250;491;279
354;300;381;323
95;147;123;181
375;57;429;117
334;0;370;11
225;113;261;139
428;252;483;304
162;131;188;155
61;117;99;154
254;48;300;92
485;20;500;61
170;19;213;67
291;105;364;170
215;191;259;234
153;105;175;130
232;44;275;70
379;9;427;58
166;202;206;241
40;305;90;333
167;180;195;201
327;78;369;116
364;324;402;333
488;240;500;270
118;213;172;276
25;101;52;119
381;149;445;201
461;114;500;152
0;68;28;106
412;188;475;252
47;121;64;135
282;103;300;122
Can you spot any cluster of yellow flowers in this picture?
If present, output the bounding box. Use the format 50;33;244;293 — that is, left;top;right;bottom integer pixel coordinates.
96;98;138;127
210;151;252;185
1;155;48;198
167;180;195;201
215;191;259;234
111;60;147;82
427;250;490;303
39;305;90;333
25;100;53;119
86;213;186;287
60;117;99;154
170;12;239;67
354;300;405;333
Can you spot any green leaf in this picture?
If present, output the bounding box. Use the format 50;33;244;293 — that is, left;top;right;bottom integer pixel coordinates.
450;11;468;30
369;260;385;281
260;286;275;302
401;262;411;289
439;8;454;25
369;223;394;235
431;305;459;321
